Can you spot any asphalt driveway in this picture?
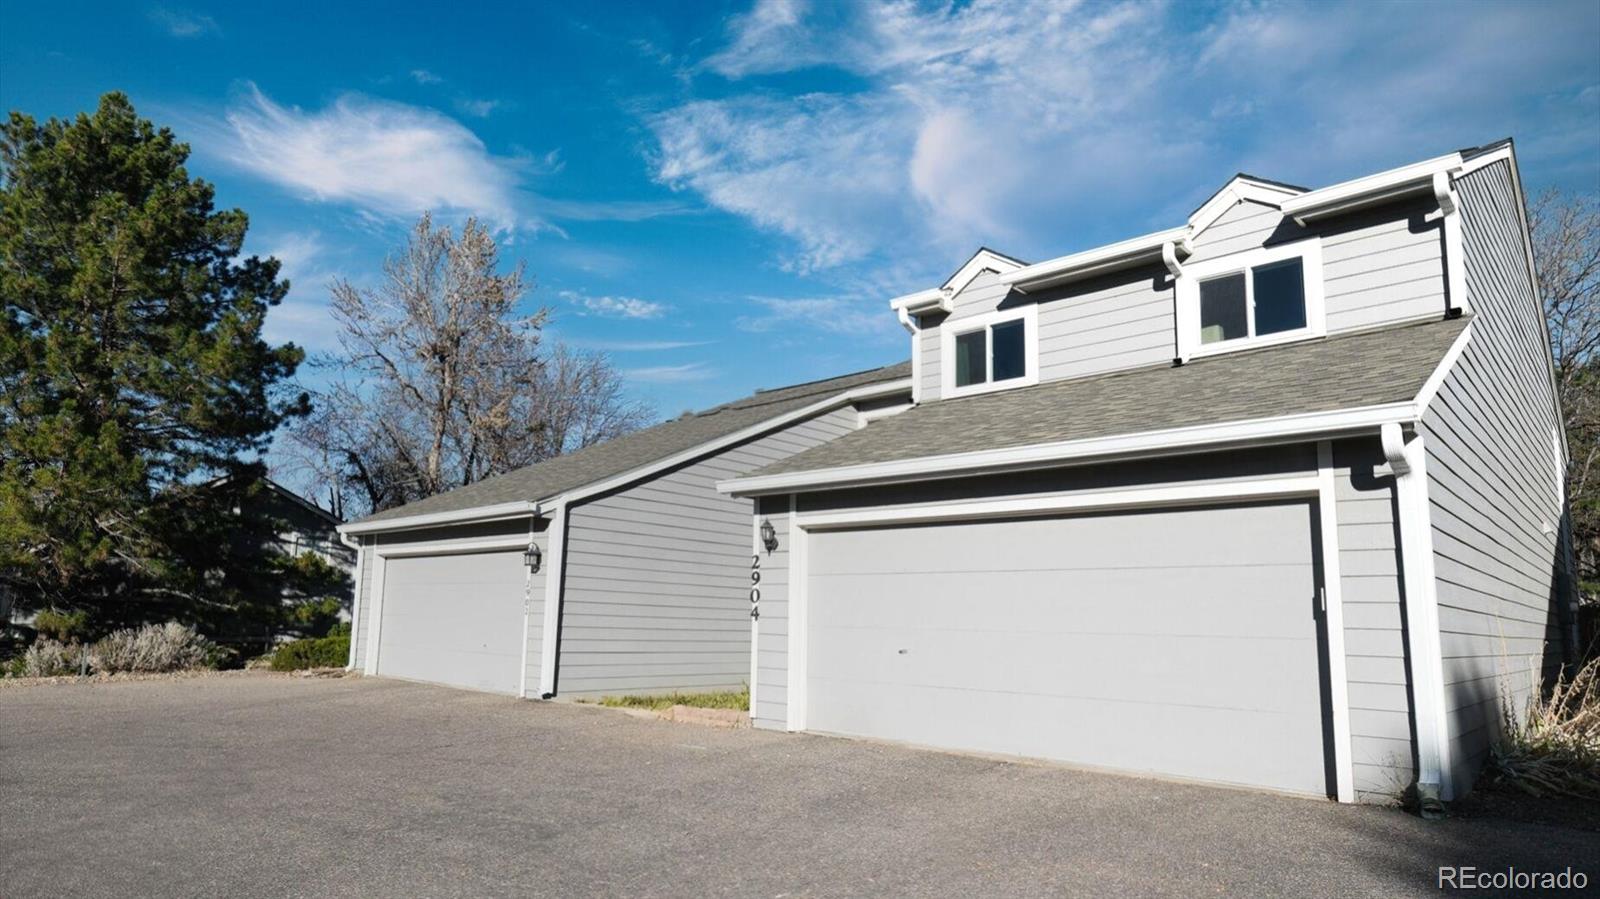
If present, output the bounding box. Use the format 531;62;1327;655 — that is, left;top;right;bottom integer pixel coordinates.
1;674;1593;898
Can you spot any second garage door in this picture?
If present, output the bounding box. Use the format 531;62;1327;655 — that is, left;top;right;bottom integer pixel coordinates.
805;501;1333;796
376;550;527;695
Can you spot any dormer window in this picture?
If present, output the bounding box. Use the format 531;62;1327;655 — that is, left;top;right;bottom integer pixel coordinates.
1179;239;1325;358
941;306;1039;397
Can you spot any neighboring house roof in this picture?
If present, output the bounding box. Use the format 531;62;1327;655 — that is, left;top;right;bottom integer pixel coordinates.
349;361;912;527
733;317;1469;485
205;473;343;526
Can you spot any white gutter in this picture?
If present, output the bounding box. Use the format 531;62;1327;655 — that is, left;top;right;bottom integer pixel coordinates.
1000;226;1192;294
719;401;1417;496
337;500;541;536
888;287;950;317
1280;151;1465;226
1381;422;1453;812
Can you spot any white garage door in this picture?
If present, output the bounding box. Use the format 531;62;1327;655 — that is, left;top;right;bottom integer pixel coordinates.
806;501;1332;796
376;551;527;695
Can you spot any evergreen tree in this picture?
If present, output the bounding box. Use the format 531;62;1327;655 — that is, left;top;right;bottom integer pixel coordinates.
0;92;308;631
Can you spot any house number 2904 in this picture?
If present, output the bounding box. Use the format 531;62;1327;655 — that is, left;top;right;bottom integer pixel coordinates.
749;555;761;620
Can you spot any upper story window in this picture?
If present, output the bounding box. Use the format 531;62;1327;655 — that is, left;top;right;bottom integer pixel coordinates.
1178;238;1324;359
941;306;1039;397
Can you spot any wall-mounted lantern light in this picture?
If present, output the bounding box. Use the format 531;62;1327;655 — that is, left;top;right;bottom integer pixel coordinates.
523;543;542;573
759;518;778;553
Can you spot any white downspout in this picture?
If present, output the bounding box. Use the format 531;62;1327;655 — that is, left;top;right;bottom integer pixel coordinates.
898;307;921;406
1432;170;1469;317
538;500;566;699
1163;239;1190;365
338;531;363;671
1382;421;1453;812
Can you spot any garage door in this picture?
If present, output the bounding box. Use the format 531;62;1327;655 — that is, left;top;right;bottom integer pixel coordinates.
376;551;527;695
806;501;1332;796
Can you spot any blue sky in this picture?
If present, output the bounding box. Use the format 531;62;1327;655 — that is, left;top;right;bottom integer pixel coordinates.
4;0;1598;427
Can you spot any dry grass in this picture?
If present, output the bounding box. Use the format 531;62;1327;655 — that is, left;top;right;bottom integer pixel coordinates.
1490;655;1600;798
598;688;749;712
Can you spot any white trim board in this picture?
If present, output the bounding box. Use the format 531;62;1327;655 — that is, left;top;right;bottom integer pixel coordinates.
778;472;1357;802
720;402;1417;496
939;305;1040;399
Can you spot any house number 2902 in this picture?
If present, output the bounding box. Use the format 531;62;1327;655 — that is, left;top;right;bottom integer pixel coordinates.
749;555;761;620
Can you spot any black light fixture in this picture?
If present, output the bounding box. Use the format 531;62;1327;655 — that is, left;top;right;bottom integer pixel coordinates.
523;542;542;572
759;518;778;553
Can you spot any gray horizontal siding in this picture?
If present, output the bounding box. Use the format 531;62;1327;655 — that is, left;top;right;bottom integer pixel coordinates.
1420;157;1567;797
1188;200;1296;263
1332;439;1414;803
557;405;859;698
1035;266;1174;381
1322;203;1447;331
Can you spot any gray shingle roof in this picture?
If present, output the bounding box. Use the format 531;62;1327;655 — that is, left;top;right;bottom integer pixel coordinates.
352;361;911;526
747;317;1469;479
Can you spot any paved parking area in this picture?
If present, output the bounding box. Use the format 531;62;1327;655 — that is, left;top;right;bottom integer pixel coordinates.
1;674;1593;898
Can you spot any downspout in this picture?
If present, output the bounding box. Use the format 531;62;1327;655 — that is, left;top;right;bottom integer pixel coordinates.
1163;238;1190;365
897;307;922;406
1381;421;1453;813
1432;170;1468;317
538;500;567;699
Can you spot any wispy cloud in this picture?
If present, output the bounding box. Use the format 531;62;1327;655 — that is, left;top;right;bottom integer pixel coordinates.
736;296;887;336
623;362;715;383
560;289;668;319
198;84;531;231
148;7;218;38
455;98;502;118
561;337;712;352
410;69;443;85
256;231;347;353
651;0;1600;283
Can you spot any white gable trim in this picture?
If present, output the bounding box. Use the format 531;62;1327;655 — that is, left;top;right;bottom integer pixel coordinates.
943;248;1024;295
1188;177;1303;237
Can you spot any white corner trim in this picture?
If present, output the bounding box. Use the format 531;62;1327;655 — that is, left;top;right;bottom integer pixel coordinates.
339;501;540;536
719;401;1416;496
748;512;761;720
939;305;1040;399
786;494;808;733
1382;422;1454;800
1001;226;1192;293
538;502;566;698
1316;441;1356;803
1281;152;1465;225
518;518;535;700
1414;321;1474;414
362;554;387;676
346;542;365;671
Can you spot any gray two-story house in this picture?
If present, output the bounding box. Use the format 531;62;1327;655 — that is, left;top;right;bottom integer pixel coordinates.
719;140;1575;806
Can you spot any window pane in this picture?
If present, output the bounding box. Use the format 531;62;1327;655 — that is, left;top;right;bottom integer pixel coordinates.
991;319;1026;381
955;330;986;387
1253;258;1306;336
1198;273;1247;344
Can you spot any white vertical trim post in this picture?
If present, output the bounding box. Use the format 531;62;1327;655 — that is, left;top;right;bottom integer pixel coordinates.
538;502;567;698
1317;441;1355;803
346;541;366;671
518;517;535;700
1384;423;1454;801
786;494;808;732
749;511;761;719
363;553;388;676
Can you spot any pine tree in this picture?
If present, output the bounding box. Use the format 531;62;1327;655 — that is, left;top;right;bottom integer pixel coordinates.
0;92;309;630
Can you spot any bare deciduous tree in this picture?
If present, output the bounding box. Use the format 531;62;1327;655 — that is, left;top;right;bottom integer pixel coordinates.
290;214;653;515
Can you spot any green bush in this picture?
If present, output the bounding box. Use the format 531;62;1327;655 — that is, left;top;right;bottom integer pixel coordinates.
269;632;350;671
33;608;90;643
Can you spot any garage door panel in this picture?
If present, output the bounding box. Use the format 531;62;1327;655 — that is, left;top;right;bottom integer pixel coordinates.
810;503;1313;575
806;501;1331;797
377;551;526;695
809;565;1316;636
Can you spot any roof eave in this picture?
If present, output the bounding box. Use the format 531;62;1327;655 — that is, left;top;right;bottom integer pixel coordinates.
1279;151;1464;225
999;226;1192;293
338;500;542;536
717;401;1419;497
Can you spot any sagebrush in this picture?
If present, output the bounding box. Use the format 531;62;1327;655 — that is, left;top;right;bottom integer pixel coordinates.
1490;655;1600;798
21;639;88;677
16;623;219;677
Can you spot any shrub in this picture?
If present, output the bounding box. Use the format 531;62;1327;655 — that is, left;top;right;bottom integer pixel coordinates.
22;639;88;677
89;622;219;674
33;608;90;643
1490;656;1600;798
269;631;350;671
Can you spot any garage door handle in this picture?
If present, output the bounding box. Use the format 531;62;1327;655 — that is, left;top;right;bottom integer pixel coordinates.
897;649;908;655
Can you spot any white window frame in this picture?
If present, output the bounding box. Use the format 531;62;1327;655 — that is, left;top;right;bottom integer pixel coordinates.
1177;238;1325;360
939;305;1040;398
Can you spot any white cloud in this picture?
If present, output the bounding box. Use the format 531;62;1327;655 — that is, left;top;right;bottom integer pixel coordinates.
736;296;890;337
623;362;715;383
455;98;502;118
410;69;443;85
149;7;218;38
560;290;668;319
561;337;712;352
202;85;531;231
256;231;346;353
650;0;1600;286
